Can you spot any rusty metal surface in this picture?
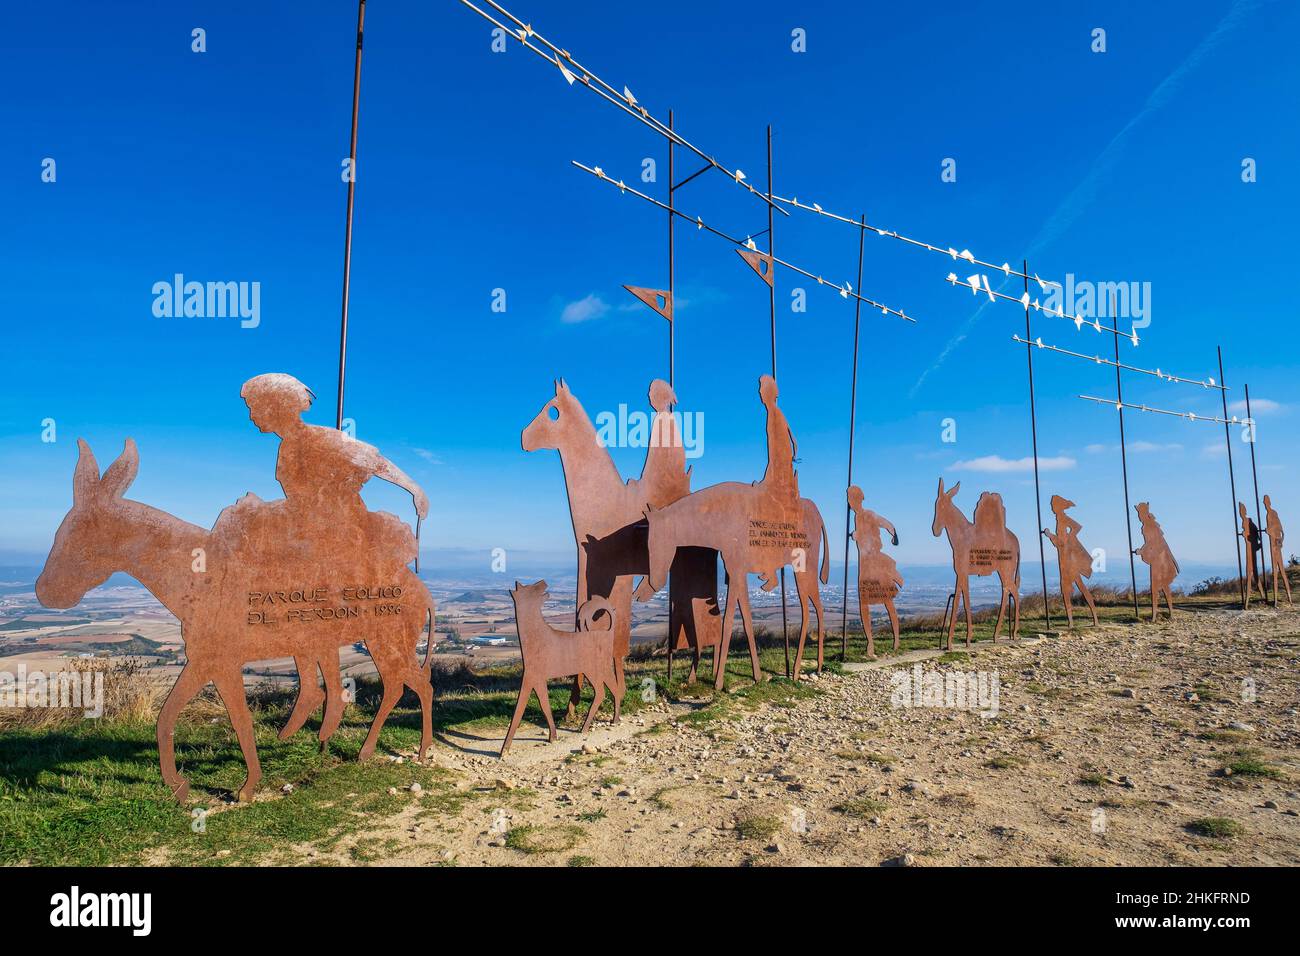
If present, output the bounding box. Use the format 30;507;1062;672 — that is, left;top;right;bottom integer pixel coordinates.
622;284;673;322
1238;502;1267;607
930;479;1021;650
847;486;903;658
522;378;719;704
1043;494;1098;628
736;248;775;287
1264;495;1292;606
500;583;619;754
34;375;433;802
638;376;828;686
1134;502;1179;621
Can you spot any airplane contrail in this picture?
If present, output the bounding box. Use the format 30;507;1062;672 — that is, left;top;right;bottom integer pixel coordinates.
911;0;1272;398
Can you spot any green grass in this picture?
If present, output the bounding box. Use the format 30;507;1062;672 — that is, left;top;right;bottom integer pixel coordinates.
504;823;584;855
1185;817;1243;839
734;812;783;841
1221;749;1286;780
984;755;1024;770
832;796;887;818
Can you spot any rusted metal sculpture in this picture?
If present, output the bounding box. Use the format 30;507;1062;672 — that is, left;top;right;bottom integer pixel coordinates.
637;376;828;686
847;486;903;658
1264;495;1293;606
1043;494;1098;628
35;439;434;802
35;374;434;802
1238;502;1267;607
1133;502;1179;621
500;582;619;755
930;479;1021;650
522;379;721;704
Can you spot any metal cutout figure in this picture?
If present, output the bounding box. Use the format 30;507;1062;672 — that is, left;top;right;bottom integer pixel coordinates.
500;582;620;754
1264;495;1292;606
847;486;903;658
637;376;829;685
522;379;720;708
930;478;1021;650
36;407;434;803
1043;494;1098;628
1238;502;1266;607
1134;502;1179;621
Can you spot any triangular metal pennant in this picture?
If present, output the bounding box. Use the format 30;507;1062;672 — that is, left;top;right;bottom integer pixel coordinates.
622;285;673;322
735;248;774;287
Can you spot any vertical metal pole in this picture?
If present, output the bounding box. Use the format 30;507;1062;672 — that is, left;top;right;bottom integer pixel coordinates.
1022;261;1052;635
1219;347;1246;609
667;109;675;392
1245;384;1268;603
336;0;366;430
767;125;790;679
1110;296;1140;618
840;217;866;661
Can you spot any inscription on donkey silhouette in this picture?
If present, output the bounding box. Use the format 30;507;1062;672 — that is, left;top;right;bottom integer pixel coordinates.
522;379;722;700
930;479;1020;650
500;581;620;755
847;486;903;659
1264;495;1292;606
1134;502;1178;621
1043;495;1098;628
35;375;434;802
1238;502;1266;607
637;376;829;686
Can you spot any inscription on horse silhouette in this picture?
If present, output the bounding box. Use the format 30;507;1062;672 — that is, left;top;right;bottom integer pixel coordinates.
35;438;434;802
636;376;829;686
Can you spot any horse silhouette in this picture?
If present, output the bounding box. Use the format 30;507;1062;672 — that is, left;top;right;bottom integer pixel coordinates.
35;439;434;802
522;379;721;700
930;478;1020;649
639;488;829;687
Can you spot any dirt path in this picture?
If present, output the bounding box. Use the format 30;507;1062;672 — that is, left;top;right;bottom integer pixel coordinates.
290;607;1300;866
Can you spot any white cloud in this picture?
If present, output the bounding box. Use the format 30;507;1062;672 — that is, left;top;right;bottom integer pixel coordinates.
1128;441;1183;453
1229;397;1284;415
951;455;1076;473
1085;443;1109;454
561;293;610;324
412;448;444;466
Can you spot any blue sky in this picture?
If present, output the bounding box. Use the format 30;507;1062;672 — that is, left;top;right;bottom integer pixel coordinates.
3;0;1297;578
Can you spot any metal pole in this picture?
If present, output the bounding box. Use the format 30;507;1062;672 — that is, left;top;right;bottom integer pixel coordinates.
767;125;790;679
1218;347;1246;609
1110;295;1140;619
841;216;866;662
1245;384;1268;604
667;109;675;392
1023;261;1051;635
336;0;366;430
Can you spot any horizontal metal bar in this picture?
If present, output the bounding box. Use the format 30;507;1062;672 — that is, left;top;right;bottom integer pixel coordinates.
573;161;915;322
1011;335;1227;390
